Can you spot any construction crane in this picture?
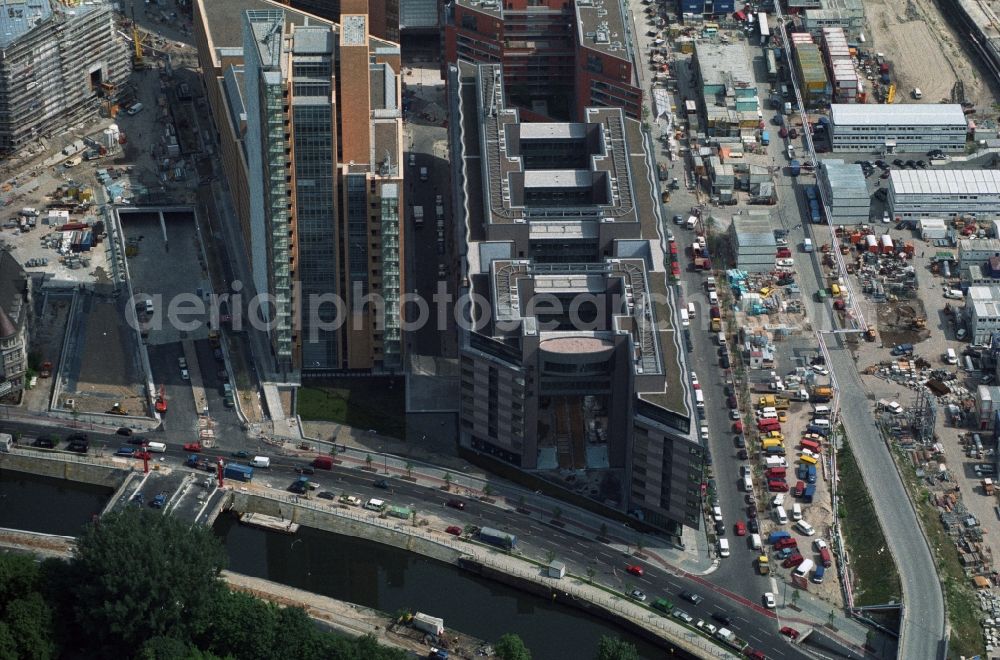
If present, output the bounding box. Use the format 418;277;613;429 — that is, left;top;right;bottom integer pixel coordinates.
130;6;148;69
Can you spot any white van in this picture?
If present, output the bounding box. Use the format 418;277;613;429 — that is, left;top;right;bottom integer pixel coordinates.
717;332;726;345
695;389;705;410
145;300;154;315
146;441;166;453
708;291;719;305
792;503;802;521
765;456;787;468
795;520;815;536
364;498;386;511
750;533;762;551
944;289;963;300
813;405;831;418
793;558;815;580
758;406;777;416
680;309;690;328
743;474;753;492
249;456;271;469
759;410;778;420
774;506;788;524
811;418;830;430
718;538;730;557
945;348;958;365
685;216;698;229
687;302;696;319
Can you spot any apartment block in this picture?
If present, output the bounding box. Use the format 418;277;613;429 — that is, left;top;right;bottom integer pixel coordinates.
194;0;404;377
0;0;129;153
442;0;642;121
449;61;702;536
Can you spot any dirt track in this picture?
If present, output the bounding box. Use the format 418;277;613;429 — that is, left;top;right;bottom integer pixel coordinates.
866;0;997;108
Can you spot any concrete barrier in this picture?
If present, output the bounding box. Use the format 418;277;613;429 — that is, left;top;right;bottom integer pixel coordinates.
0;451;127;489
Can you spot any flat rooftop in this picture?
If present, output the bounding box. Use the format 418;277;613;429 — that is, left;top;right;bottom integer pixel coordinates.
831;103;967;127
575;0;630;60
891;169;1000;195
199;0;327;58
820;159;867;193
696;41;755;88
471;62;642;227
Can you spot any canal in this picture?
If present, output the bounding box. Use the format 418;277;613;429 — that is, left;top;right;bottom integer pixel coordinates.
214;514;691;660
0;470;111;536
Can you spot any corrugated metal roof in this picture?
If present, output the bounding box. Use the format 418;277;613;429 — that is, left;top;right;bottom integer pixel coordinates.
821;159;867;194
832;104;967;127
891;169;1000;195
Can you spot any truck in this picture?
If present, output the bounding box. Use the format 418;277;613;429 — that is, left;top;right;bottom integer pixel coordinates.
223;463;254;482
388;505;412;520
757;554;770;575
818;545;832;568
890;343;913;356
478;526;516;549
0;433;11;452
185;454;201;468
803;238;813;252
412;205;424;229
761;130;770;146
789;159;801;176
249;456;271;469
312;455;334;470
801;484;816;503
693;256;712;270
811;386;832;402
809;199;821;224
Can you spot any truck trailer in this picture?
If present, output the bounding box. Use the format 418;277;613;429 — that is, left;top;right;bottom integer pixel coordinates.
223;463;254;482
478;527;516;549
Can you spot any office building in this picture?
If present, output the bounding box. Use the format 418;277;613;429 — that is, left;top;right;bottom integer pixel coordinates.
0;252;30;400
442;0;642;121
830;104;968;153
730;211;777;272
0;0;129;153
889;170;1000;218
194;0;404;377
693;41;759;136
818;159;869;224
449;61;703;535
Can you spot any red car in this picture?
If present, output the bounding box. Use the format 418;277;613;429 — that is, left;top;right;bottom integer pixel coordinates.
780;626;800;640
734;521;746;536
768;480;789;492
793;480;805;497
782;554;805;569
745;650;766;660
669;242;678;255
733;420;744;433
626;564;644;577
445;526;462;536
774;537;798;551
183;443;202;453
670;262;681;280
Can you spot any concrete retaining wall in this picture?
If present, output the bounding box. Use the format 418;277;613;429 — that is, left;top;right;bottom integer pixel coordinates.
0;452;127;489
228;492;463;564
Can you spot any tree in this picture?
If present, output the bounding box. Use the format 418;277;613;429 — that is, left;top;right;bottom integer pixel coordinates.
0;554;56;660
365;454;374;470
634;537;645;556
443;473;453;491
596;636;639;660
405;461;414;479
552;506;563;522
483;484;494;498
69;508;227;656
495;633;531;660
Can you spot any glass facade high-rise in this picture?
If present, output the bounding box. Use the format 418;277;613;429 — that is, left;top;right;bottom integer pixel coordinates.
237;8;405;377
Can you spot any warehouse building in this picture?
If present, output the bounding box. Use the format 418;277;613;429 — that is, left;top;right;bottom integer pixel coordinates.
818;159;869;223
730;210;777;272
889;170;1000;218
830;104;968;153
450;61;703;539
0;0;129;153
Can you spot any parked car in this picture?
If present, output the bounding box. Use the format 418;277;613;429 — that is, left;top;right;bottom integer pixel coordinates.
680;590;704;605
780;626;800;640
445;525;462;536
763;592;776;608
629;589;647;602
672;609;694;623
